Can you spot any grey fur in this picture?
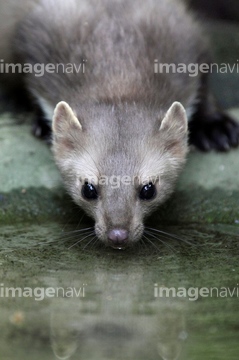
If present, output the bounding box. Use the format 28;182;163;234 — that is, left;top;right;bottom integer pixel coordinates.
14;0;206;111
2;0;208;246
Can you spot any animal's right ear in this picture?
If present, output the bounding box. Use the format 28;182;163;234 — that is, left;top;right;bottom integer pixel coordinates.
52;101;82;137
159;102;188;156
159;102;188;138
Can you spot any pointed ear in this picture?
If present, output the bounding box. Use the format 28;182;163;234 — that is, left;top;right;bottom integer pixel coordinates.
159;102;188;156
52;101;82;135
160;102;188;136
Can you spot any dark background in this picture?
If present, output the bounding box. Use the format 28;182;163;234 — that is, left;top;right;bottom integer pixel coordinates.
186;0;239;109
188;0;239;22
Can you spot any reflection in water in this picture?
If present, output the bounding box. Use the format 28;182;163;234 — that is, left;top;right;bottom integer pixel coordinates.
51;301;79;360
156;308;187;360
1;224;238;359
49;270;187;360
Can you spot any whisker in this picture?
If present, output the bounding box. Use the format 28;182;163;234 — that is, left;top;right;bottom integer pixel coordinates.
83;235;98;250
58;232;93;243
89;237;99;249
139;238;148;250
145;227;197;246
144;231;177;254
142;234;161;252
59;227;94;236
58;228;94;240
76;213;86;228
67;232;95;250
145;229;181;245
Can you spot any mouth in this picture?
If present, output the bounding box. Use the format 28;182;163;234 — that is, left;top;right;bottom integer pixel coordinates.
110;244;128;250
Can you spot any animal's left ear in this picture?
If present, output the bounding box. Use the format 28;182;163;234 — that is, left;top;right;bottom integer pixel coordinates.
159;101;188;137
52;101;82;137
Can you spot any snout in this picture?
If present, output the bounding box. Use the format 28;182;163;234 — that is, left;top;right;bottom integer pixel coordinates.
107;228;129;249
94;215;144;249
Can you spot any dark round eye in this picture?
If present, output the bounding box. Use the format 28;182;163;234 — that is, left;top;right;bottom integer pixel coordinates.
139;182;156;201
82;182;98;200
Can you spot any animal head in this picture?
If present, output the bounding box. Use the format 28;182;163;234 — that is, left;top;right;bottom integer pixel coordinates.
52;100;188;249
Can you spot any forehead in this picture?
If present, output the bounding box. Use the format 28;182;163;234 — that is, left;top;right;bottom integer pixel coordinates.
96;146;163;185
77;103;162;177
79;102;159;136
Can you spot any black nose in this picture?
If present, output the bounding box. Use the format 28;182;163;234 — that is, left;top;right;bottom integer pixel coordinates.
108;229;129;248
